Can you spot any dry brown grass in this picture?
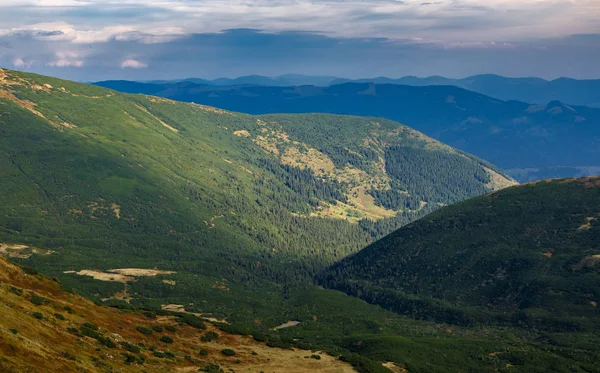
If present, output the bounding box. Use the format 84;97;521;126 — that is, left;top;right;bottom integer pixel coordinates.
0;257;357;373
233;129;251;137
483;167;518;191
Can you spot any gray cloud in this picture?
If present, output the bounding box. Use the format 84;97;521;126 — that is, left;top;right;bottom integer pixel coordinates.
0;1;598;80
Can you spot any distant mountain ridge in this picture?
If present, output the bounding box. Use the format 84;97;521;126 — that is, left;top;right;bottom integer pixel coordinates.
93;79;600;180
122;73;600;107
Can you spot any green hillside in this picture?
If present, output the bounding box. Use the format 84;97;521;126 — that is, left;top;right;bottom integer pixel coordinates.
0;67;513;289
326;177;600;332
4;68;600;372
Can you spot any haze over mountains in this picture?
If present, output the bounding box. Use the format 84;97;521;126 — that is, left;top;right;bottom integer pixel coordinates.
132;74;600;108
95;78;600;182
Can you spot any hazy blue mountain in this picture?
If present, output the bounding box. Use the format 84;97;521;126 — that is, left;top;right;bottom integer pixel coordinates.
141;74;339;87
93;80;600;180
128;73;600;107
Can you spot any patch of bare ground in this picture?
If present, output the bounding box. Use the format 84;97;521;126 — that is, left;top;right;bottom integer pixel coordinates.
483;167;518;191
149;96;176;104
87;201;121;219
383;362;408;373
108;268;176;277
274;321;300;330
135;104;179;133
68;270;134;283
578;216;598;231
204;215;224;230
233;129;250;137
0;243;52;259
0;257;357;373
0;87;65;130
190;102;235;115
64;268;176;283
573;255;600;270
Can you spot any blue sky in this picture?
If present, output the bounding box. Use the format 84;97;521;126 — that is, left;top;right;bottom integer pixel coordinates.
0;0;599;81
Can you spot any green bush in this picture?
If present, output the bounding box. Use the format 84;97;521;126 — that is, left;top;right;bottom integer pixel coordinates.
159;335;174;344
201;331;219;342
152;324;164;333
221;348;236;356
178;314;206;330
310;354;321;360
54;313;66;320
30;294;48;306
136;326;153;335
165;325;177;332
200;363;224;373
82;322;99;331
143;311;157;319
119;341;141;353
97;336;117;348
199;348;209;356
8;286;23;296
32;312;43;319
123;353;145;365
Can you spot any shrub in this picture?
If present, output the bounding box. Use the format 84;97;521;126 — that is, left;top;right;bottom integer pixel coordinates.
123;353;145;365
136;326;153;335
185;355;194;362
221;349;236;356
8;286;23;296
199;348;209;356
67;327;82;337
54;313;66;321
152;351;166;359
97;336;117;348
143;311;157;319
252;332;268;342
200;363;224;373
80;326;101;339
178;314;206;330
159;335;174;344
201;331;219;342
165;325;177;332
82;322;99;331
119;341;141;353
32;312;43;319
60;351;77;361
30;294;47;306
9;329;18;335
152;325;164;333
64;306;75;314
311;354;321;360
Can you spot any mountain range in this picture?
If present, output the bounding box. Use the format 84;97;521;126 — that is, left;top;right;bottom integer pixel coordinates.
132;74;600;108
2;68;600;372
94;80;600;181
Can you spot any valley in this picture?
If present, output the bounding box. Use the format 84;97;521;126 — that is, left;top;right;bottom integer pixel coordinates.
1;68;599;372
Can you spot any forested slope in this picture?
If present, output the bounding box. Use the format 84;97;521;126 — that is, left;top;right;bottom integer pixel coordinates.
0;67;513;302
326;177;600;332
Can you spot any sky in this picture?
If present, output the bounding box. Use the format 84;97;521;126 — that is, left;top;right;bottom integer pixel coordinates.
0;0;599;81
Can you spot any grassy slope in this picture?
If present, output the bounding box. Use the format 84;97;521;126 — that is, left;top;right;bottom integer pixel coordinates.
327;177;600;332
0;67;513;293
0;257;358;373
1;69;599;372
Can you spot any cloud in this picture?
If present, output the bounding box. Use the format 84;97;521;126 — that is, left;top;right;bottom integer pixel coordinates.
48;51;84;67
0;2;598;80
121;59;147;69
12;57;31;68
